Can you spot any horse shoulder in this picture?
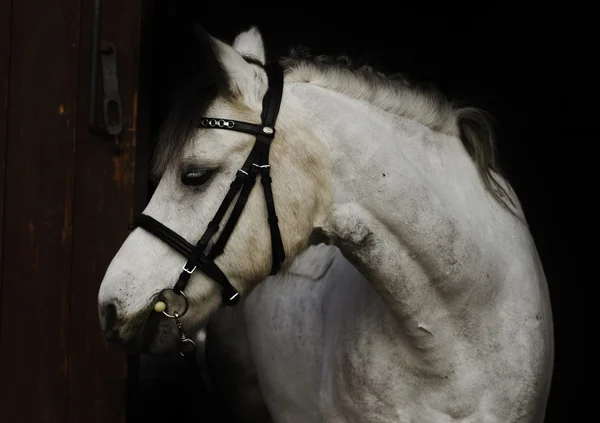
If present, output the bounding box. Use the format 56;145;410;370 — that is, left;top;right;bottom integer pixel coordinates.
320;201;548;359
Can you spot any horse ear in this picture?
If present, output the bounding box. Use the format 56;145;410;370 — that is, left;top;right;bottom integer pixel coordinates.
232;26;266;65
193;24;266;104
191;23;229;91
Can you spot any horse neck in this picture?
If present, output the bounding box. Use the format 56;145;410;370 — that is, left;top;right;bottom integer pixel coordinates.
290;82;507;234
289;83;535;327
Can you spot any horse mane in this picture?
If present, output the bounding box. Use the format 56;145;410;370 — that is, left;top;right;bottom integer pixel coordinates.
279;47;517;215
152;40;517;216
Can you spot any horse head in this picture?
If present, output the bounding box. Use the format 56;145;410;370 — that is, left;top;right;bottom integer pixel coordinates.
98;26;331;353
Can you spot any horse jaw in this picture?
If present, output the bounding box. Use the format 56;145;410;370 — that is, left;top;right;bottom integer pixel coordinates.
97;26;331;353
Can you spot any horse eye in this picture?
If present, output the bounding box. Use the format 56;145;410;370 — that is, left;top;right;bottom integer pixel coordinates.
181;169;213;186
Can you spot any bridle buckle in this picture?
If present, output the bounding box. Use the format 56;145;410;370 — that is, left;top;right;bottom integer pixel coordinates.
137;61;285;314
182;263;197;274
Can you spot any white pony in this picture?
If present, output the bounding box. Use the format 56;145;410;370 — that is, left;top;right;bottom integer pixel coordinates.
98;25;554;422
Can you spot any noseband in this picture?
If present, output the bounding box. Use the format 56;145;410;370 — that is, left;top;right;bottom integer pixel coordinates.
134;61;286;309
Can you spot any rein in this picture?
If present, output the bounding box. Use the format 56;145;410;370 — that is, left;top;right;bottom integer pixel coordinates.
132;61;286;384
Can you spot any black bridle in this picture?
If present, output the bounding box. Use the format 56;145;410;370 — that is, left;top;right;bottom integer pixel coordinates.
134;61;286;309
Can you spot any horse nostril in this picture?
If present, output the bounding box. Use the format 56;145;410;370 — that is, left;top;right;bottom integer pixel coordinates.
101;303;118;334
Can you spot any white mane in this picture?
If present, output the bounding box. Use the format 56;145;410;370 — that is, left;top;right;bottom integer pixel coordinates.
280;50;460;137
280;49;518;216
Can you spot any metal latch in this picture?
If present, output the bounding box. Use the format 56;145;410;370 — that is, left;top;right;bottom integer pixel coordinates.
88;0;124;152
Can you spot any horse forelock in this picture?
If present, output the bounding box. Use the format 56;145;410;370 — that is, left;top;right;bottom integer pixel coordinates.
151;40;518;216
150;28;233;182
150;52;263;183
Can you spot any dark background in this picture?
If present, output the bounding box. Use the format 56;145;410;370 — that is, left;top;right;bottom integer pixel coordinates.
132;2;580;422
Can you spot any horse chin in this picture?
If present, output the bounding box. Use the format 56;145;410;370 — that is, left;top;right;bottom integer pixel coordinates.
137;308;211;356
137;311;183;355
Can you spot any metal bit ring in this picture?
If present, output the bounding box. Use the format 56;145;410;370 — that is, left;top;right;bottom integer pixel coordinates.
157;288;189;318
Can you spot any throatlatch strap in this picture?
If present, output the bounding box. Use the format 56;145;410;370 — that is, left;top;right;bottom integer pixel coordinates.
259;165;285;274
255;62;286;274
261;62;284;127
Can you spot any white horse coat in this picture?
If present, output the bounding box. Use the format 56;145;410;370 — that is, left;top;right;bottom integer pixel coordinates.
98;25;553;423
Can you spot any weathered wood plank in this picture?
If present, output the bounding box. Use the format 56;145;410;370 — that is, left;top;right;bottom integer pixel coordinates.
0;0;81;421
0;0;12;328
66;0;151;421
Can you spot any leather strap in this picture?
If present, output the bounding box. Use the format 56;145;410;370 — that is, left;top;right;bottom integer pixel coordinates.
135;214;194;256
134;215;239;304
135;61;286;307
197;118;276;139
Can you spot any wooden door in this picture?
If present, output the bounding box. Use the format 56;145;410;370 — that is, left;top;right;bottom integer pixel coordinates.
0;0;152;421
